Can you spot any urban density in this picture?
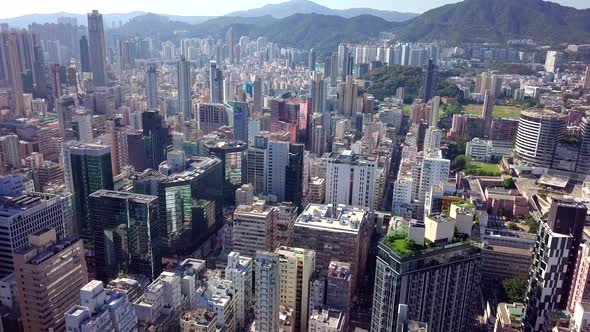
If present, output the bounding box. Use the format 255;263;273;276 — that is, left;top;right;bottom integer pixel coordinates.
0;0;589;331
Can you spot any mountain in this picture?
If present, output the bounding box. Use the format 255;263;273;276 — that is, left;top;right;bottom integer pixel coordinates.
395;0;590;44
0;12;148;27
226;0;417;22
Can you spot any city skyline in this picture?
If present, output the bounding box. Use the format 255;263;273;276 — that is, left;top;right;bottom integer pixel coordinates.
0;0;588;19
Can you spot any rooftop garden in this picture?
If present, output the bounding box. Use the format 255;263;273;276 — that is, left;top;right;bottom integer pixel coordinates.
454;200;475;210
383;229;424;256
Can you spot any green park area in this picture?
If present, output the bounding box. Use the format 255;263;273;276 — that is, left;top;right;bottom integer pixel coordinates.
465;160;501;176
463;104;522;119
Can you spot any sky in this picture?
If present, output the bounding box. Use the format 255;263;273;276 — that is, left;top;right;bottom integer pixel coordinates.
1;0;588;18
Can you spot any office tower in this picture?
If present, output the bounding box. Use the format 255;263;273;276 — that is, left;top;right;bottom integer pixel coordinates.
231;101;249;143
143;110;169;170
276;247;315;332
89;190;161;282
584;66;590;90
209;61;223;103
226;27;234;63
423;126;442;152
197;103;227;135
310;71;327;114
482;90;494;138
514;109;567;168
247;136;268;194
225;252;253;330
202;138;247;205
286;143;305;208
524;200;587;331
0;134;20;173
341;76;358;115
0;193;69;278
325;150;377;209
293;204;370;292
87;10;107;86
544;50;562;73
177;56;192;119
14;228;88;332
309;48;317;71
420;59;437;102
145;64;158;110
233;201;277;257
79;36;91;73
7;32;25;118
252;76;263;113
255;251;280;332
65;280;138;331
66;143;114;236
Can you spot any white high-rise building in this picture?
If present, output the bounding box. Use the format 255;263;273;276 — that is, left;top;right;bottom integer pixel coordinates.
416;150;450;218
325;150;377;209
424;127;442;152
72;111;93;143
225;252;253;331
544;50;562;73
255;251;280;332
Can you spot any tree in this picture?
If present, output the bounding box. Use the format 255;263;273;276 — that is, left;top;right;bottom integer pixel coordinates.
526;218;540;234
502;177;516;190
506;222;518;230
502;278;528;303
452;155;467;171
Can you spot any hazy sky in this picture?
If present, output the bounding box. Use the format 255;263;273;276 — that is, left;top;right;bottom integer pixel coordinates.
1;0;588;18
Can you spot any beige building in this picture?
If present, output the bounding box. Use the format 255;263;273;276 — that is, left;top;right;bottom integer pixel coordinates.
308;308;346;332
233;200;277;257
180;308;217;332
308;177;325;204
494;302;524;332
14;228;88;332
276;247;315;332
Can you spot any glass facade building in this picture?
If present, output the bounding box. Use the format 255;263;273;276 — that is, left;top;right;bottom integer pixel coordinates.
203;139;247;206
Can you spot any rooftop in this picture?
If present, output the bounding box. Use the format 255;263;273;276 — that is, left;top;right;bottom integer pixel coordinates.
295;203;368;233
89;190;157;204
0;192;60;218
327;150;377;165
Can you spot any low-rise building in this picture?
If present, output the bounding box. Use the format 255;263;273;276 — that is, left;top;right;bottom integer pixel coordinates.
494;302;524;332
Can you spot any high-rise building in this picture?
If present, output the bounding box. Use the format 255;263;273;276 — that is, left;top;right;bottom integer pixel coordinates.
65;280;138;332
326;261;353;312
325;150;377;209
584;66;590;90
14;228;88;332
197;103;227;135
371;228;481;332
231;101;249;143
340;76;358;115
106;118;129;176
255;251;280;332
286;144;305;209
420;59;437;102
292;204;371;292
523;200;587;331
202;138;247;205
145;64;158;110
66;143;114;236
233;200;277;257
6;32;25;118
544;50;562;73
309;48;317;71
247;136;268;194
79;36;90;73
310;71;327;114
252;76;263;113
276;247;315;332
482;90;494;138
177;56;193;119
0;134;20;173
225;252;253;331
143;110;169;170
423;127;442;152
87;10;107;86
514;109;567;168
0;193;70;278
89;190;161;282
209;61;223;103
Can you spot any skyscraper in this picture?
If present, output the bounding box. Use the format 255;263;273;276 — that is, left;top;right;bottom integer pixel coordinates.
420;59;437;102
177;56;192;119
544;50;562;73
14;228;88;332
252;76;263;113
584;66;590;90
226;27;234;64
286;143;305;209
210;61;223;103
7;32;25;118
524;200;588;331
142;110;169;170
309;48;317;71
87;10;107;86
255;251;280;332
66;143;114;236
225;252;253;331
231;101;249;143
145;64;158;110
310;71;327;114
514;109;567;168
203;138;247;205
89;190;161;282
325;150;377;209
482;90;494;138
79;36;90;73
